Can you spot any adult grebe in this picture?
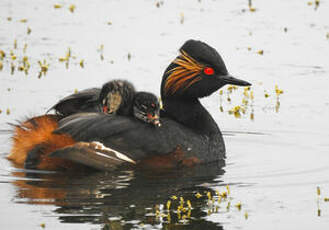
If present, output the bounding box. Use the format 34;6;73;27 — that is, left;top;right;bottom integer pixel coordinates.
8;40;250;171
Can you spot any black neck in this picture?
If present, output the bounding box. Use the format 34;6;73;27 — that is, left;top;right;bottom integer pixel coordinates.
162;98;219;136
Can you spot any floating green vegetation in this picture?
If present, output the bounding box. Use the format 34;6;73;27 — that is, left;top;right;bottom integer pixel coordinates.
0;38;90;78
219;84;284;120
79;59;84;68
59;47;72;69
137;184;249;227
10;50;17;60
68;4;76;13
308;0;320;10
19;18;28;23
220;86;254;119
54;3;76;13
14;39;17;49
316;186;329;217
257;50;264;55
180;12;185;24
241;0;256;13
11;62;15;75
54;4;62;9
248;0;256;12
0;50;5;59
98;44;104;61
17;56;31;75
27;27;32;35
156;1;164;8
23;43;28;53
4;29;100;77
38;59;49;78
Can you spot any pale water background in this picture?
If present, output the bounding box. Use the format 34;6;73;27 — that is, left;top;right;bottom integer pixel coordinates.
0;0;329;229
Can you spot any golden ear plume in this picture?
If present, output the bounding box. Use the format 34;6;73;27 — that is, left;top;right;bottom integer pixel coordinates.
165;50;204;95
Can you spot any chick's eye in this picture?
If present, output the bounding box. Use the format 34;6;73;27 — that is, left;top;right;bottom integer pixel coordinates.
203;67;214;75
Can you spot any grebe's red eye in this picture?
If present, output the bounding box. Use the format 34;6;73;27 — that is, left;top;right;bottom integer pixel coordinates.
203;67;214;75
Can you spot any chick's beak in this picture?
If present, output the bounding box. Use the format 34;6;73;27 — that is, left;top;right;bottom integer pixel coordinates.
147;113;161;127
103;106;108;113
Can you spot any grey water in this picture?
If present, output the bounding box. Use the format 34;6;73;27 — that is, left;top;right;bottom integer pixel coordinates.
0;0;329;229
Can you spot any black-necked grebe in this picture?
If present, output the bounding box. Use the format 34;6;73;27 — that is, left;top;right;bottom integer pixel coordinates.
8;40;250;171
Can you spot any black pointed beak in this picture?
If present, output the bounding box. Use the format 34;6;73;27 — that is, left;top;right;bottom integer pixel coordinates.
221;74;251;86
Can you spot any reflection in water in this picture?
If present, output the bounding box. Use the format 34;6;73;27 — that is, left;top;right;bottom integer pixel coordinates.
11;161;226;229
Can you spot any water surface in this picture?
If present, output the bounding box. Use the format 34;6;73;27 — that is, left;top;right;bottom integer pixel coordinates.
0;0;329;229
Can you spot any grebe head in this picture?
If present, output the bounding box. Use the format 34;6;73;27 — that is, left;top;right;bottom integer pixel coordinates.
161;39;251;99
133;92;161;127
